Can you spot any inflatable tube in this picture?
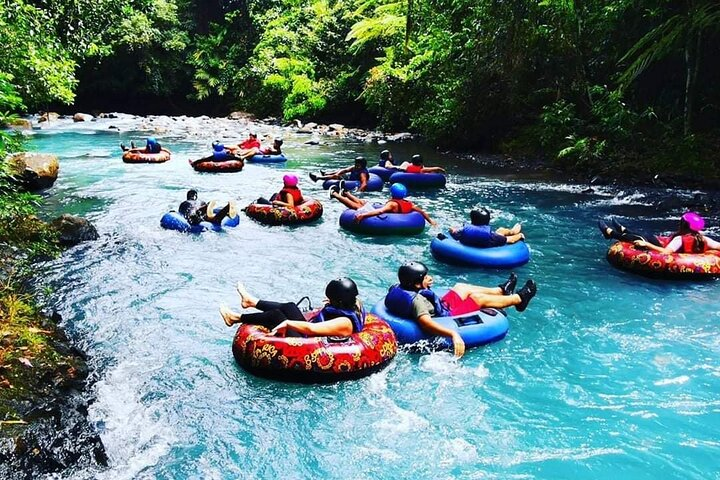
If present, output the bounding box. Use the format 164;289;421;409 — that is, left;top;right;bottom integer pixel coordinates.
122;150;171;164
371;297;508;349
606;238;720;279
339;204;426;236
247;154;287;164
368;166;397;182
160;210;240;233
244;198;323;226
322;173;384;192
430;234;530;268
189;158;244;173
388;171;446;189
232;312;397;383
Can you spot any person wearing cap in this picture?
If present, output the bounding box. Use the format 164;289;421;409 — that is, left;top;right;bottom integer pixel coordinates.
178;189;236;226
254;174;305;207
220;278;366;337
384;262;537;357
446;208;524;247
598;212;720;253
308;156;371;191
405;154;445;174
329;182;437;226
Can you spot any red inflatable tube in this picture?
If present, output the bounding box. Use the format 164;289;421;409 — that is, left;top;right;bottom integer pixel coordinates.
232;313;397;383
606;237;720;279
244;198;323;226
122;150;171;164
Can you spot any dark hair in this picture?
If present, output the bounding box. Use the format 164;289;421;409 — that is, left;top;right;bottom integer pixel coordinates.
470;208;490;226
379;150;391;161
354;156;367;168
411;154;422;165
674;218;705;252
187;189;198;200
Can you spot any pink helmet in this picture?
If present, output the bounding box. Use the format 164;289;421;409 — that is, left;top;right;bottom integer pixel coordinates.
283;174;299;187
681;211;704;231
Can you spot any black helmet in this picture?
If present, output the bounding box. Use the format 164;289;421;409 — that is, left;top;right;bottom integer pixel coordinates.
398;262;428;288
379;150;391;160
325;277;359;307
411;154;422;165
187;189;198;200
470;208;490;226
354;156;367;168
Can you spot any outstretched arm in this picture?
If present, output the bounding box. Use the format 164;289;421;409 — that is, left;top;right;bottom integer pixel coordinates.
421;166;445;173
703;235;720;250
413;206;437;226
354;203;394;222
271;318;353;337
416;313;465;358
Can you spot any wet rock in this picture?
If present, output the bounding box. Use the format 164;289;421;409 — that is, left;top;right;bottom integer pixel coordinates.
387;132;414;142
328;123;344;132
50;215;99;247
304;122;318;130
38;112;60;123
72;113;93;122
296;127;314;134
228;111;255;121
5;118;32;130
5;153;60;191
304;140;320;145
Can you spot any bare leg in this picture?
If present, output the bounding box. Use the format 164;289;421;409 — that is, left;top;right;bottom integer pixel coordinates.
467;292;522;309
331;191;365;209
451;283;504;299
505;233;525;244
496;223;522;236
236;282;258;308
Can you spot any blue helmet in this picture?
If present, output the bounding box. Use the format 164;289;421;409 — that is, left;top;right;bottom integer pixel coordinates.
213;142;225;152
390;183;407;199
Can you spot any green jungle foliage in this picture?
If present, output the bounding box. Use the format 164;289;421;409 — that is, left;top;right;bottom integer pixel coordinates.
1;0;719;178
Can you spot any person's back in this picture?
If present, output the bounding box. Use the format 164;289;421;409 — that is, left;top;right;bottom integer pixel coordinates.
179;190;207;225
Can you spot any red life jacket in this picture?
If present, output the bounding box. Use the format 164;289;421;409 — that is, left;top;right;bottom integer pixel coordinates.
390;198;414;214
680;234;706;253
406;164;423;173
277;186;304;205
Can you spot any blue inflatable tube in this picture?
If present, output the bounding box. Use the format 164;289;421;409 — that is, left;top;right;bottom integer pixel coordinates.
430;233;530;268
371;297;509;349
368;166;396;182
322;173;384;192
247;154;287;164
160;210;240;233
338;204;426;235
388;171;446;189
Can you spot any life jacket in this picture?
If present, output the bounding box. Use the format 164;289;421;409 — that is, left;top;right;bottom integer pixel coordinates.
311;304;366;333
389;198;414;214
212;150;230;161
348;167;369;181
456;224;492;247
384;284;450;319
680;233;706;253
147;143;162;154
406;164;423;173
276;186;304;205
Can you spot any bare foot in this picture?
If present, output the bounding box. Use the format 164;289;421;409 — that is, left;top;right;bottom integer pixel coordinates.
510;223;522;235
228;201;237;218
236;282;255;308
206;200;218;219
220;305;240;327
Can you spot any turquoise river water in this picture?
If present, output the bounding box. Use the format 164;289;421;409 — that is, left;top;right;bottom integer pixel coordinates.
25;115;720;479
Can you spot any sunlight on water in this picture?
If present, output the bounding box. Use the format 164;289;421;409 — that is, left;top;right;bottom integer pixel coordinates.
25;116;720;480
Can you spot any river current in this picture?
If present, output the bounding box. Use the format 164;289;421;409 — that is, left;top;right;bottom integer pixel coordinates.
26;115;720;479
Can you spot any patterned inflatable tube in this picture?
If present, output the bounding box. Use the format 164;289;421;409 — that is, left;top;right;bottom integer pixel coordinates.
244;198;323;226
122;150;171;164
606;239;720;279
189;158;244;173
232;313;397;383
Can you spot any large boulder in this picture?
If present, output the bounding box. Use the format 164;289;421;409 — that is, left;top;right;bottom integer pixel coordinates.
73;113;94;122
387;132;414;142
5;118;32;130
228;111;255;121
5;152;60;191
50;215;99;247
38;112;60;123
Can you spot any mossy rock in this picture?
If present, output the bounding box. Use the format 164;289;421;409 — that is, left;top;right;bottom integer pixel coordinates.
4;153;60;191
